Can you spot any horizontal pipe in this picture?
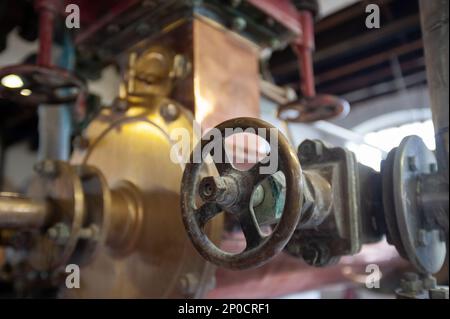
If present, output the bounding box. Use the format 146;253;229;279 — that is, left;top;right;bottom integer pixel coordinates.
0;193;50;229
106;183;143;255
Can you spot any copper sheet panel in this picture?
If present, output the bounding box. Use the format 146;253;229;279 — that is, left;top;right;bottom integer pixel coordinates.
193;18;261;131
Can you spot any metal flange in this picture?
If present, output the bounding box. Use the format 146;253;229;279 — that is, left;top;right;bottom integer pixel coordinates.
382;136;446;274
26;161;86;272
22;162;113;272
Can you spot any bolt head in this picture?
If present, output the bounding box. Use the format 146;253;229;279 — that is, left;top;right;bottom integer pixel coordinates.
270;38;281;49
160;103;179;122
172;54;191;79
422;275;437;289
429;287;449;299
47;223;71;245
232;17;247;31
407;156;417;171
47;227;58;239
178;273;198;296
136;23;151;36
298;140;323;161
417;229;429;246
199;176;239;207
401;272;423;293
199;176;226;202
401;279;423;293
73;136;89;150
78;225;99;241
429;162;438;173
34;160;59;178
112;98;128;112
404;272;419;281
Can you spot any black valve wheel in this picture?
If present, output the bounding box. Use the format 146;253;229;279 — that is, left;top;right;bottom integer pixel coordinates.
278;94;350;123
0;64;85;105
181;117;303;270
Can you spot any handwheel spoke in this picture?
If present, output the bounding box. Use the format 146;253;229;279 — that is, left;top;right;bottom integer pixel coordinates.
54;82;81;89
195;202;222;228
37;85;55;95
238;208;264;250
215;161;233;175
249;159;280;185
215;139;233;175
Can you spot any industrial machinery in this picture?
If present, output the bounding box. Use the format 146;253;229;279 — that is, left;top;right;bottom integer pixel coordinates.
0;0;448;299
181;117;448;297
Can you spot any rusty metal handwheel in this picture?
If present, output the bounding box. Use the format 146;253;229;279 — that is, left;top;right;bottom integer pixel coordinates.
0;64;85;105
278;94;350;123
181;117;303;270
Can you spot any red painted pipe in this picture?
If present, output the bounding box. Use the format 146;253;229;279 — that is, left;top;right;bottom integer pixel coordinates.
34;0;61;67
295;10;316;98
37;9;54;66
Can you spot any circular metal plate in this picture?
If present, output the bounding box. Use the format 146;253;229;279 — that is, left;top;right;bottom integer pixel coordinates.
393;136;446;274
66;99;222;298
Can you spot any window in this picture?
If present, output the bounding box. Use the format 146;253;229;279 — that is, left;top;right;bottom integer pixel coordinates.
347;120;435;171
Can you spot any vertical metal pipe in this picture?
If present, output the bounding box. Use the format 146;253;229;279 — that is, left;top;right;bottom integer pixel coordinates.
37;9;54;66
35;0;58;67
295;11;316;98
419;0;449;179
38;105;71;161
38;29;74;161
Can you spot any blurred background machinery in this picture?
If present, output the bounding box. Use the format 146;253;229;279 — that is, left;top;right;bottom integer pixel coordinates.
0;0;448;298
